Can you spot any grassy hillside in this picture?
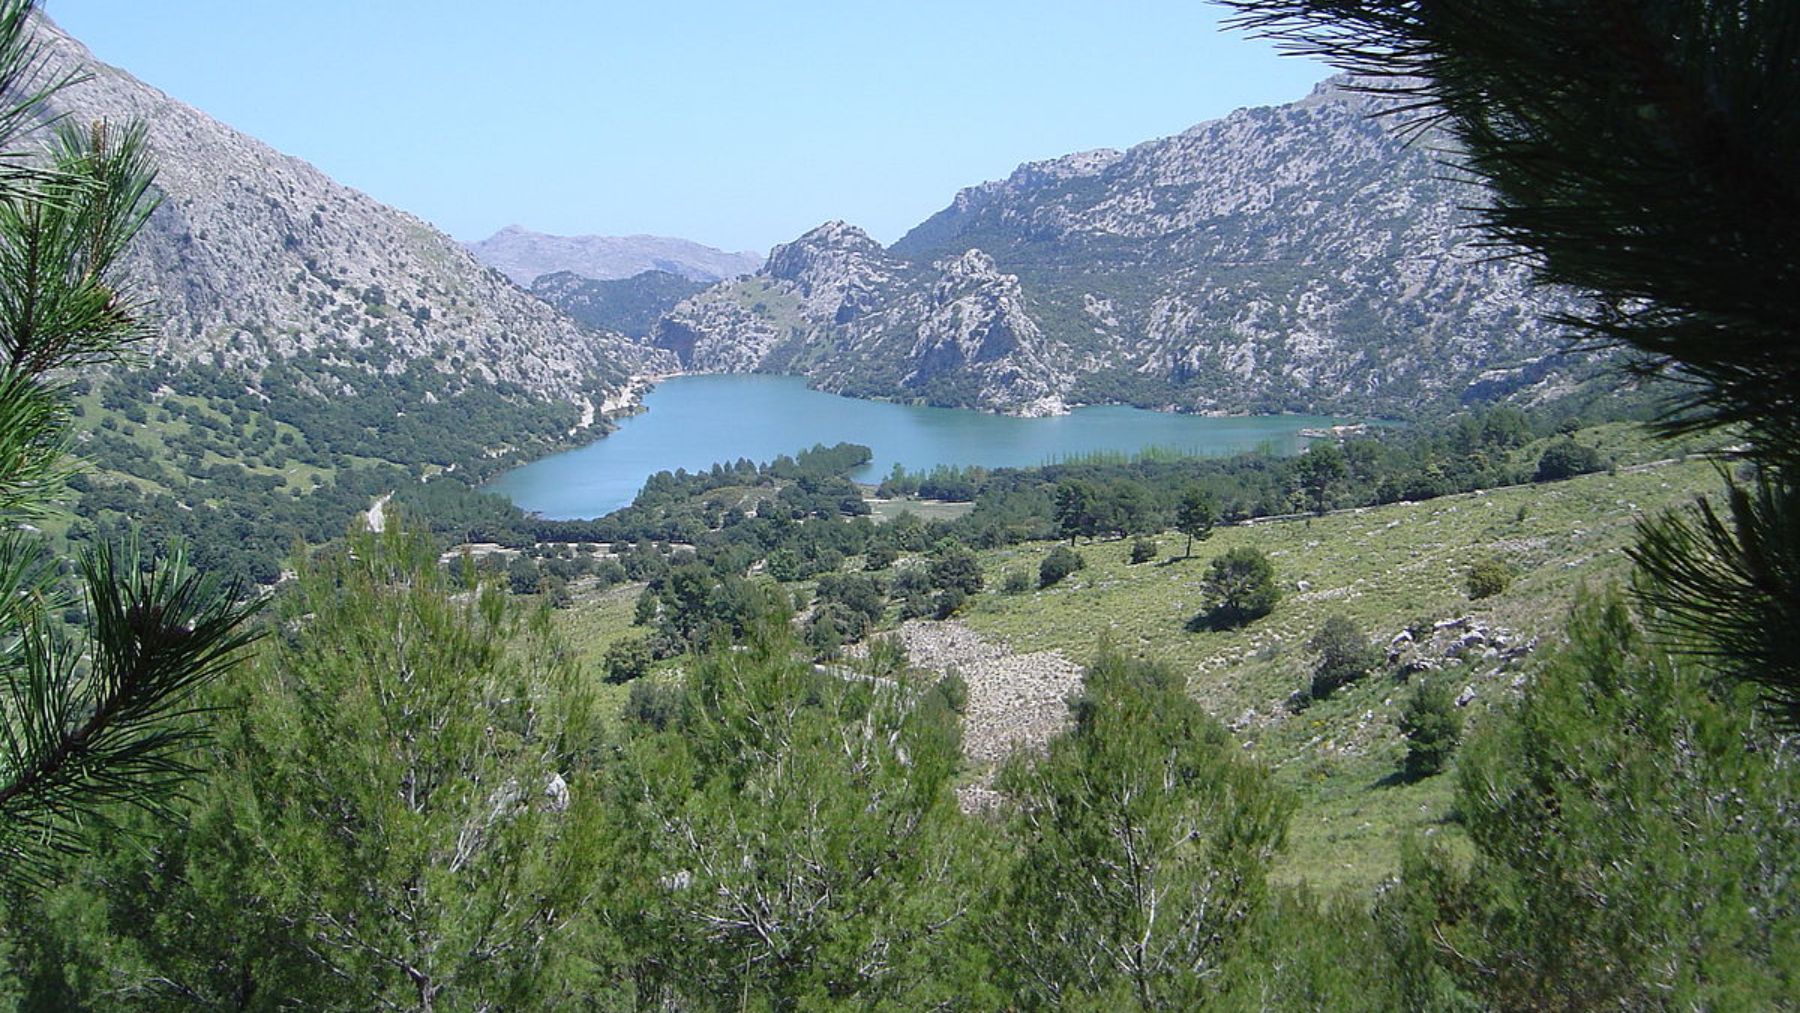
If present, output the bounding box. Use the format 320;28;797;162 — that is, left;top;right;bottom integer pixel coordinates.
953;457;1719;889
543;449;1722;892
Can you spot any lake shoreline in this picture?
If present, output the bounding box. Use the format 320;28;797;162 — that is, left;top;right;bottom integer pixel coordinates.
489;375;1356;521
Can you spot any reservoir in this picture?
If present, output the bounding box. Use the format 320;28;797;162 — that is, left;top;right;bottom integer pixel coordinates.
487;374;1346;519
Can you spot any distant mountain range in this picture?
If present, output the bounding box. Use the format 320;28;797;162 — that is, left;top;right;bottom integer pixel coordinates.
33;14;669;411
464;227;763;287
647;79;1590;417
43;1;1593;431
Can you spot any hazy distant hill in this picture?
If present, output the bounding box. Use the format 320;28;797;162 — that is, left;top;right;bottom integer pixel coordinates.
33;14;669;410
465;226;763;287
654;79;1588;417
531;270;710;339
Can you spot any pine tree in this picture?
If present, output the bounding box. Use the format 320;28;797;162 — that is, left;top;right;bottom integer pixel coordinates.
1174;483;1218;558
1222;0;1800;723
994;647;1291;1008
0;0;259;885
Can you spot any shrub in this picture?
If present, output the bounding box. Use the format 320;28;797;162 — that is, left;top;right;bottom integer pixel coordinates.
805;604;850;659
1307;614;1382;700
1129;536;1158;564
1533;437;1606;482
765;547;804;582
890;564;931;596
1001;569;1033;594
933;587;968;620
602;636;655;684
864;544;898;571
927;541;984;595
897;591;935;621
813;573;885;638
932;671;969;715
1197;547;1281;630
622;680;679;732
1466;555;1512;599
507;554;541;595
1386;596;1800;1006
1397;678;1462;779
1039;545;1086;588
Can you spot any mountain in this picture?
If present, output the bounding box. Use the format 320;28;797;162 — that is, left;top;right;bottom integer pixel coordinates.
25;13;679;584
531;270;710;339
653;79;1586;417
32;14;670;411
464;227;763;287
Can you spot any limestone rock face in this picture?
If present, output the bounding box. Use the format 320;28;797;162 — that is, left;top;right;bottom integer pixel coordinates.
31;15;671;407
652;77;1589;416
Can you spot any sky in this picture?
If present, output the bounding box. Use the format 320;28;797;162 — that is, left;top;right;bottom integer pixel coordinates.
44;1;1329;256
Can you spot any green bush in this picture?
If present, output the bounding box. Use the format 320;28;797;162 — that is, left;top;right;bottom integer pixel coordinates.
1001;569;1033;594
1197;547;1282;630
897;591;935;622
1307;614;1382;700
1396;678;1462;779
928;541;984;595
603;635;655;684
1466;555;1512;599
1129;536;1158;564
623;680;680;731
1534;437;1606;482
933;587;969;620
1039;545;1087;588
805;603;851;659
1385;596;1800;1007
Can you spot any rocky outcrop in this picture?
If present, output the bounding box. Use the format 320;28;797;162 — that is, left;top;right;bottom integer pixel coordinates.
31;14;671;406
652;77;1590;416
1386;616;1537;677
465;226;762;287
890;620;1083;768
651;221;915;376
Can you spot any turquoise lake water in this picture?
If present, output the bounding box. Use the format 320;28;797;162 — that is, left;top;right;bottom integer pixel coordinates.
485;375;1346;519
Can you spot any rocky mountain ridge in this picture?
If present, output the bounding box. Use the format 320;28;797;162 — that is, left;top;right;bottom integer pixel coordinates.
529;270;709;339
653;78;1586;416
465;226;762;287
32;15;671;410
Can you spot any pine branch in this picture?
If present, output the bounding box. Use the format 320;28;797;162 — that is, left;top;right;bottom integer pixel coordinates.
0;541;263;884
1631;469;1800;727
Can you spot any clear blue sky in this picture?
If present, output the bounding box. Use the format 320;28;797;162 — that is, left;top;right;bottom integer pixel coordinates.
44;1;1328;255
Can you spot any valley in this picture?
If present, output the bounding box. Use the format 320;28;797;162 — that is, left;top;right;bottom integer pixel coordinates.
4;2;1793;1009
533;424;1722;895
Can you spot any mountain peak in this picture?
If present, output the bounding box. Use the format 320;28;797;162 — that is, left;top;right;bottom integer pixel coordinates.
29;12;667;404
660;74;1576;416
766;221;889;284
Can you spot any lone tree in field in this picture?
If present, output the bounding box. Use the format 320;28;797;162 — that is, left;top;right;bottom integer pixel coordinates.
1306;614;1381;701
1197;547;1282;630
1222;0;1800;724
1397;677;1463;780
1054;479;1095;545
0;0;260;887
1175;484;1219;557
